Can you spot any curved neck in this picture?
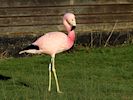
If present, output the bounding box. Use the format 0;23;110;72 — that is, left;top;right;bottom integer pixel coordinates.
68;30;75;41
63;19;75;41
63;19;71;32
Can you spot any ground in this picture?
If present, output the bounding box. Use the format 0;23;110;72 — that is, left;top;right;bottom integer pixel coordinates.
0;45;133;100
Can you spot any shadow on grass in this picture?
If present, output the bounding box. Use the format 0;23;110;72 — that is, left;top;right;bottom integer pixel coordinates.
0;74;31;88
0;74;11;80
16;81;31;88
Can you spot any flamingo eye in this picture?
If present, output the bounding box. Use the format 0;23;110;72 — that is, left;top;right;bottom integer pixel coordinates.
72;19;75;22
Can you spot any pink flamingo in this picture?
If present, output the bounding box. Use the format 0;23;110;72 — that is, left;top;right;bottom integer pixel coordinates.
19;13;76;93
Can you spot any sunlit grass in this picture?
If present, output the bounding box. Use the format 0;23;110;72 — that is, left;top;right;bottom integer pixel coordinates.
0;45;133;100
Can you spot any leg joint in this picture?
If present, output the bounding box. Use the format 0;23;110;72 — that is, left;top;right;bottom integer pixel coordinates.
49;63;52;71
52;67;56;72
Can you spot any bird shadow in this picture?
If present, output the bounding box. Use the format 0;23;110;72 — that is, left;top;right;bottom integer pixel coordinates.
0;74;11;81
0;74;31;88
16;81;31;88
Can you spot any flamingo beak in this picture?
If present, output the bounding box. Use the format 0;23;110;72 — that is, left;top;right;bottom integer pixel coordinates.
71;26;76;31
71;19;76;31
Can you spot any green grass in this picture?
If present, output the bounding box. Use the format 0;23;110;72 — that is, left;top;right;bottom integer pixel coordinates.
0;45;133;100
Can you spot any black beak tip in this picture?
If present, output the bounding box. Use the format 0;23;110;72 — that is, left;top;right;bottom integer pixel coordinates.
71;26;76;31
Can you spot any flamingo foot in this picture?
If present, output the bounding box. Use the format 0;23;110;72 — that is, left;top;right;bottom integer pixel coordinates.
48;88;51;92
57;90;63;94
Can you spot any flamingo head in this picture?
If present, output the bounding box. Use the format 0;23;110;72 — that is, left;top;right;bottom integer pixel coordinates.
63;13;76;31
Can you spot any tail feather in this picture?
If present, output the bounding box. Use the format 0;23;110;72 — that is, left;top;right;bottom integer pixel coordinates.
19;50;26;54
19;44;40;54
23;44;39;50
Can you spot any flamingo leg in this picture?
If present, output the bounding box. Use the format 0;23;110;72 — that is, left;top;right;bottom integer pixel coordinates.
48;63;52;92
51;56;62;93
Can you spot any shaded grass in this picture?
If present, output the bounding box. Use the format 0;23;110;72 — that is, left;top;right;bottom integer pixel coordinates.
0;45;133;100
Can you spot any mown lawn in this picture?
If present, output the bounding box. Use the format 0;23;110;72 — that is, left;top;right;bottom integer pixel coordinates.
0;45;133;100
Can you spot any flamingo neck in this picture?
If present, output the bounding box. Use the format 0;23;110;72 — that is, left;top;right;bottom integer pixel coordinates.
63;19;75;42
63;19;71;32
68;31;75;42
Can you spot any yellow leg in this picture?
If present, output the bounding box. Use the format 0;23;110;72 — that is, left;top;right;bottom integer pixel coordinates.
51;56;62;93
48;63;52;92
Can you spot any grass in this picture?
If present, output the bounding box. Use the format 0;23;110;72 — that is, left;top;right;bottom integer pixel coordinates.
0;45;133;100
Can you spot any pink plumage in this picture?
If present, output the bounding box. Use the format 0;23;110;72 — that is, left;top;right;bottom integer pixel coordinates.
19;13;76;93
33;31;75;56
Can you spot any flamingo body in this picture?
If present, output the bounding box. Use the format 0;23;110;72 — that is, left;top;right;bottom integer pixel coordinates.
33;31;75;56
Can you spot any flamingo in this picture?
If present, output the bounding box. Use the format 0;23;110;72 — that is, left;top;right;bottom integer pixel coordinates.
19;13;76;93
